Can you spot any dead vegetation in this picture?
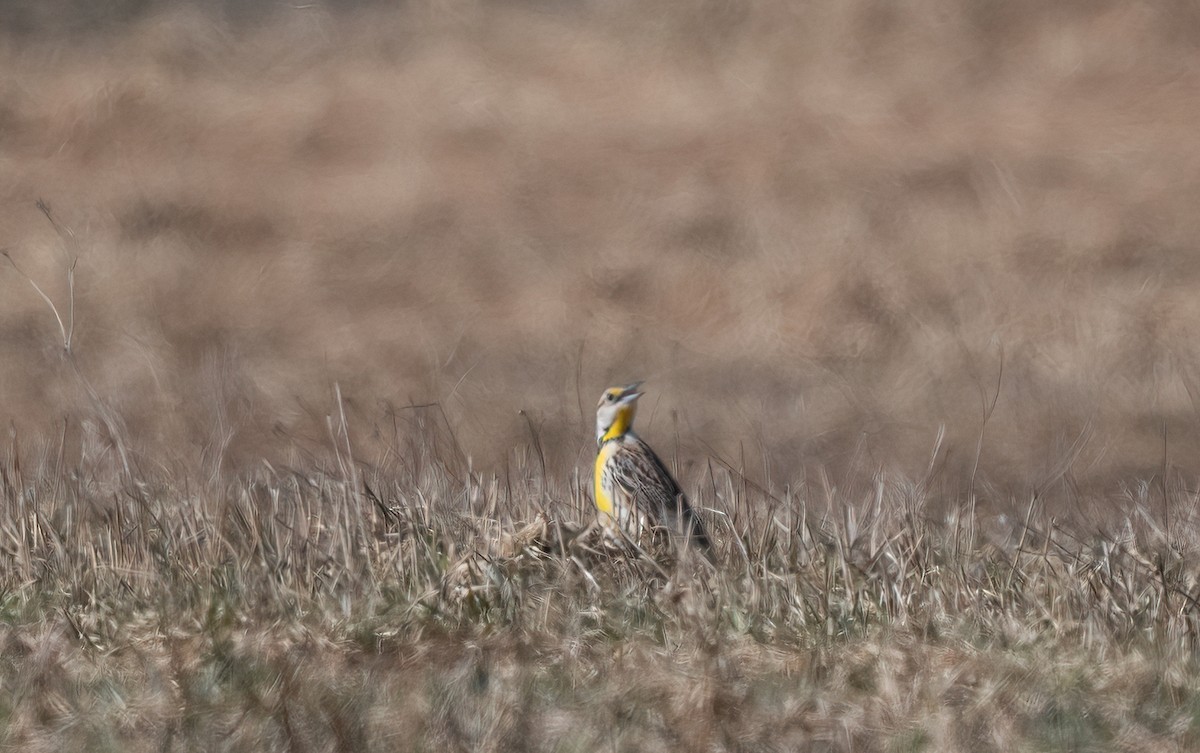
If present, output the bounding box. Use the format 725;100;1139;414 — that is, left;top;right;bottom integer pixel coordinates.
4;415;1200;751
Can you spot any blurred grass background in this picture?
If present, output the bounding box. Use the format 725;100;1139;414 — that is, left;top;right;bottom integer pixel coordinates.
6;4;1200;751
4;0;1200;508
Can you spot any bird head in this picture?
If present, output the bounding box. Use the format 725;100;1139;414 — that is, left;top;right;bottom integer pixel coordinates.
595;382;643;445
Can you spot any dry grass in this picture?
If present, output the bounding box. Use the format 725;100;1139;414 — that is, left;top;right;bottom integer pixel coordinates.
5;414;1200;752
4;1;1200;750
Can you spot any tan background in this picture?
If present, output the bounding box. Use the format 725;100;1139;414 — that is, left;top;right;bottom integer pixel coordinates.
3;1;1200;505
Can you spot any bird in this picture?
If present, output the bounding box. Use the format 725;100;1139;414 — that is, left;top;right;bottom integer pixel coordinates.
593;382;710;551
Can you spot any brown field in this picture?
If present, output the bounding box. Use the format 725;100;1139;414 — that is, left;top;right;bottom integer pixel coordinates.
4;1;1200;750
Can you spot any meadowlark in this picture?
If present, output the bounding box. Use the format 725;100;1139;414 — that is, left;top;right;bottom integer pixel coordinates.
593;382;710;550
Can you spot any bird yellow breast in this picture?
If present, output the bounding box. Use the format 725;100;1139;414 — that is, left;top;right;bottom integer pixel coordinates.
594;442;617;516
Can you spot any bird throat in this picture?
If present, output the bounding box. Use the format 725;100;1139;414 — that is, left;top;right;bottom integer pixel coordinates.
600;405;635;444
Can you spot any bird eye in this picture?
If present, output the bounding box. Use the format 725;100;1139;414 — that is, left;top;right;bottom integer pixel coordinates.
606;393;616;402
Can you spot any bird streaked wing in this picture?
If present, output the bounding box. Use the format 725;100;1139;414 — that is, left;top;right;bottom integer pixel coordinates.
608;438;710;548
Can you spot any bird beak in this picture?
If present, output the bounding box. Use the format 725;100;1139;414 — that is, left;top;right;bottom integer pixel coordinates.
618;382;644;403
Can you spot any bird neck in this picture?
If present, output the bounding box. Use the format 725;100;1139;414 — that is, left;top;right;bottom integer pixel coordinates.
599;406;636;445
